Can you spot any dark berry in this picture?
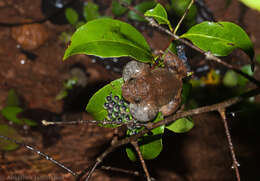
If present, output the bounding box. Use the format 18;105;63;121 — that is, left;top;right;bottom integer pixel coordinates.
121;105;127;111
104;102;109;108
125;115;130;121
114;96;120;101
111;101;116;106
114;105;120;111
107;113;113;119
107;108;113;114
106;95;112;102
119;99;125;105
147;131;153;136
113;112;119;118
117;117;123;122
108;102;114;109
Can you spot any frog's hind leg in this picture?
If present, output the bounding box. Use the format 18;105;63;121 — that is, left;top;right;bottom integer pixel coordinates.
159;88;182;116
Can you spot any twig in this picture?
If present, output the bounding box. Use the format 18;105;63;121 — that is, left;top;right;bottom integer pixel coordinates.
131;141;152;181
100;165;140;176
42;120;124;126
218;108;241;181
78;87;260;180
0;135;77;177
174;0;194;34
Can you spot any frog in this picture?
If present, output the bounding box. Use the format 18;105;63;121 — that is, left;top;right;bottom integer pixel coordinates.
122;51;187;122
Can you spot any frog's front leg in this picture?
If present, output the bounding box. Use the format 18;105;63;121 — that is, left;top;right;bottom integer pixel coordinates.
159;87;182;116
129;102;158;122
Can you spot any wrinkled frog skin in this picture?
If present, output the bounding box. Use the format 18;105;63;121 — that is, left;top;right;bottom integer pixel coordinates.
122;52;187;122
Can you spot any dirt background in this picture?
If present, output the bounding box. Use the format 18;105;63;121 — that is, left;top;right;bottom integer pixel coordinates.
0;0;260;181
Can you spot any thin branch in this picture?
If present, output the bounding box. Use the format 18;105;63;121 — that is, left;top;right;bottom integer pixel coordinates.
100;165;140;177
100;165;156;180
42;119;124;126
131;141;152;181
0;135;78;177
174;0;194;34
218;108;241;181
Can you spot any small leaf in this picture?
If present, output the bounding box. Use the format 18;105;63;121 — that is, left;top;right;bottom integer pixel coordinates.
1;106;24;125
237;64;254;86
65;8;79;25
166;117;194;133
239;0;260;12
128;1;157;22
83;2;100;22
126;113;164;161
22;118;38;127
256;54;260;64
223;70;238;87
7;89;20;107
144;3;172;30
0;124;20;151
181;82;192;104
1;106;37;126
112;0;132;17
64;18;153;63
181;22;255;63
166;42;178;55
86;78;123;126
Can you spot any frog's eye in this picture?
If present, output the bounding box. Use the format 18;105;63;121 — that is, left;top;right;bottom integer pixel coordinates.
129;103;158;122
122;61;148;82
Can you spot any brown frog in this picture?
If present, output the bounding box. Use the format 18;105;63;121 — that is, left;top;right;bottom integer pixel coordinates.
122;51;187;122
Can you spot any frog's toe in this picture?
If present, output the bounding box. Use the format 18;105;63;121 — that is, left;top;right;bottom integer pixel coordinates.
123;61;149;82
130;103;158;122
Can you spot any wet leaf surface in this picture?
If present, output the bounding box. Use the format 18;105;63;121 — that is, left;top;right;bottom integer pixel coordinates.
64;18;153;63
181;21;255;61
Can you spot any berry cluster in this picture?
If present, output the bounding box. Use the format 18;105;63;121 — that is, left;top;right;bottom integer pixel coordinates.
103;93;132;124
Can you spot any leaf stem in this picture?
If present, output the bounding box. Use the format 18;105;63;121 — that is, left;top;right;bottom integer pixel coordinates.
174;0;194;34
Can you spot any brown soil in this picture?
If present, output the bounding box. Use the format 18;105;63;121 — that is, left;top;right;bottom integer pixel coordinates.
0;0;260;181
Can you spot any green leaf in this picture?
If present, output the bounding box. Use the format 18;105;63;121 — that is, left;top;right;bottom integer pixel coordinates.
223;70;238;87
112;0;132;17
86;78;124;127
126;113;164;161
181;22;255;62
65;8;79;25
128;1;157;22
83;2;101;22
1;106;24;125
181;82;192;104
22;118;38;126
0;106;37;126
0;124;20;151
7;89;20;107
239;0;260;12
256;54;260;64
64;18;153;63
237;64;254;86
166;117;194;133
144;3;172;30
